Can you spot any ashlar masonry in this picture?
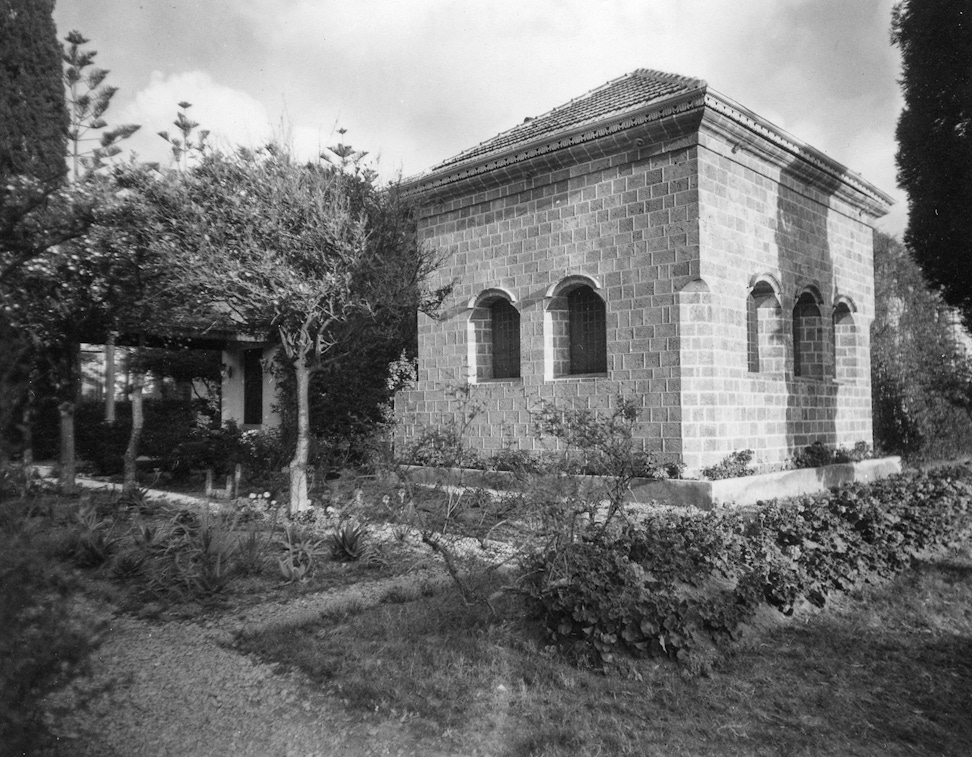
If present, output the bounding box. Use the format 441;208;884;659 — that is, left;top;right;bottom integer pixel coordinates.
394;69;893;473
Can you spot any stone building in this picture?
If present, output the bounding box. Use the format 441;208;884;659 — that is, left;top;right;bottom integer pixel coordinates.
394;69;893;473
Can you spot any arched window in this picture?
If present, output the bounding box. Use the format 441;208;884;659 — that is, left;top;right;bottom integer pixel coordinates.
747;280;784;374
567;285;607;375
490;298;521;379
833;301;857;382
793;292;824;379
544;276;607;379
468;289;520;382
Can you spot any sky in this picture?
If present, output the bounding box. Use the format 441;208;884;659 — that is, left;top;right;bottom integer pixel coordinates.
52;0;907;235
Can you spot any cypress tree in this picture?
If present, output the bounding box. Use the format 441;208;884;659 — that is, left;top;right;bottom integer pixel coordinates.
892;1;972;328
0;0;67;181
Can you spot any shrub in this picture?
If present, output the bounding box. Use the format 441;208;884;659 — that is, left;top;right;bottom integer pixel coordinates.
792;440;835;469
834;441;873;464
73;399;199;475
164;421;292;488
1;517;103;752
871;232;972;461
526;466;972;666
701;449;754;480
792;440;873;469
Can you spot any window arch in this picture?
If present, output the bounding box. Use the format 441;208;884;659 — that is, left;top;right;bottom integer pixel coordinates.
544;276;607;378
467;288;520;382
793;291;825;379
833;300;857;382
746;278;784;374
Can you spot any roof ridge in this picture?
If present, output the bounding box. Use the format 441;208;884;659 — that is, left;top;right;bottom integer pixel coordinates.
630;67;707;91
427;68;708;173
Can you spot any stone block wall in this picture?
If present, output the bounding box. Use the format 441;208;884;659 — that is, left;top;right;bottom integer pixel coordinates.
395;131;702;460
396;104;883;474
682;123;876;471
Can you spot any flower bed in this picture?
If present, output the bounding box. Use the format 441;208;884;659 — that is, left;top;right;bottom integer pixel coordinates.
526;464;972;666
402;456;903;509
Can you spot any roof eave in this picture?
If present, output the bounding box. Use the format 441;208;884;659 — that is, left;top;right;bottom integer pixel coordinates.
402;85;708;195
702;89;895;217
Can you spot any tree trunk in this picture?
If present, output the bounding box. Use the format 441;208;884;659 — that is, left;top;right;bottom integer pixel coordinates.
288;360;312;513
122;357;145;496
58;339;81;494
20;395;33;467
105;333;116;423
58;400;77;493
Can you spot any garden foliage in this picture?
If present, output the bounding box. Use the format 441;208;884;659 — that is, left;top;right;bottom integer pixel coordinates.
526;465;972;666
0;501;103;753
871;232;972;460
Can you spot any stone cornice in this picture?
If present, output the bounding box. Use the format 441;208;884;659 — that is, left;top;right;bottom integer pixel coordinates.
404;85;894;220
700;90;894;218
402;89;707;197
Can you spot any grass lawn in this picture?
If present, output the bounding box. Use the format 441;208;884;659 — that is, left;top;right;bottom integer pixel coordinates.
238;543;972;757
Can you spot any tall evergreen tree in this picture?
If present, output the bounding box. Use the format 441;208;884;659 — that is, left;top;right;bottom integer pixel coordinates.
0;0;69;463
0;0;67;181
63;30;140;180
892;0;972;328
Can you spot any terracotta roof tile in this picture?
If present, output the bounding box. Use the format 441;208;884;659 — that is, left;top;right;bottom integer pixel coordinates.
431;69;706;172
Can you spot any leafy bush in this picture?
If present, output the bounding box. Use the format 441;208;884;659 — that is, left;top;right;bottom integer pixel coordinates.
792;441;836;469
163;421;291;491
793;440;872;469
1;515;103;753
833;441;873;464
701;449;754;480
871;232;972;460
532;396;659;480
526;466;972;666
72;399;199;475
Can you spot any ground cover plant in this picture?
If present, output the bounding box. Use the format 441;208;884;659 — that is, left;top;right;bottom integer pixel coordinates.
528;465;972;667
701;449;755;480
0;488;106;754
238;541;972;756
0;481;409;624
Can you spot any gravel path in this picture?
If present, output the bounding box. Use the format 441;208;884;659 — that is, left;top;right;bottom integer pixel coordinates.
34;471;518;756
42;575;481;757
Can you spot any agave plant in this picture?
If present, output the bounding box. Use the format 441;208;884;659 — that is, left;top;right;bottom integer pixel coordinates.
275;524;324;581
277;553;310;582
330;521;368;562
110;548;146;579
235;528;268;576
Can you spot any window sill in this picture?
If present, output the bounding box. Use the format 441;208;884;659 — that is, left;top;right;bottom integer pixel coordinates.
471;377;523;385
552;372;608;381
791;375;835;385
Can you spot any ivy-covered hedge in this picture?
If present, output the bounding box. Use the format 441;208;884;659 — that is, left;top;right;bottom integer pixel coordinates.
526;466;972;665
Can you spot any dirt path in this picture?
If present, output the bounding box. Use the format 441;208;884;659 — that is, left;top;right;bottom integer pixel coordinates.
42;577;479;757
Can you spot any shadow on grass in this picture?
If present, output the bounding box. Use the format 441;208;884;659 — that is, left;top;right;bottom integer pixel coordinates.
237;553;972;757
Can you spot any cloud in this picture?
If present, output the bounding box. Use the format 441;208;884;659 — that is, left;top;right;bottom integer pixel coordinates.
118;71;277;166
56;0;906;234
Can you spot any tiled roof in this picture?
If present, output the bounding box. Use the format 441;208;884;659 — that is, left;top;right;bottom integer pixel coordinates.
430;69;706;172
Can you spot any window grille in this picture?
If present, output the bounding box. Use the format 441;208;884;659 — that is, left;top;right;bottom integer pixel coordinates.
567;286;607;374
490;299;520;379
747;293;760;373
793;293;822;378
